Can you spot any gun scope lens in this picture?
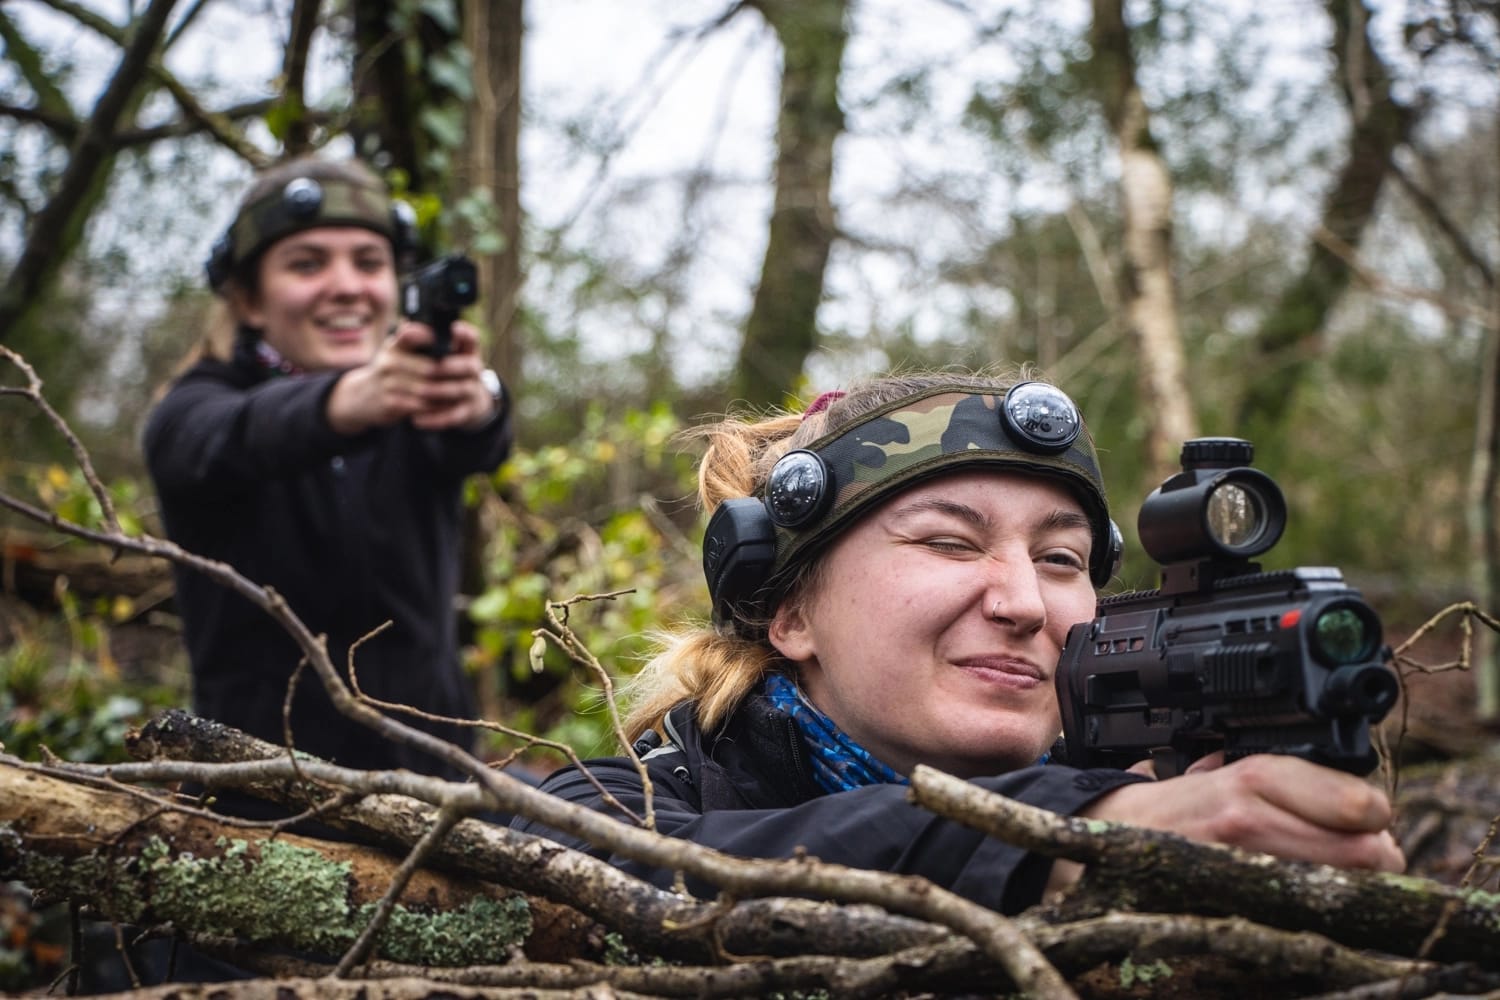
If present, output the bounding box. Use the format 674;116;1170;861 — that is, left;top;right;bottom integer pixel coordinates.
1311;605;1379;665
1205;482;1269;550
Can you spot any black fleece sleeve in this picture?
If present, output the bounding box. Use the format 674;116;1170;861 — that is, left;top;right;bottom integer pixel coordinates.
512;758;1149;914
144;366;514;494
144;369;354;497
419;400;515;479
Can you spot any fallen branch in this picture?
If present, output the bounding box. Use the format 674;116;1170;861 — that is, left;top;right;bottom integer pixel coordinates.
909;765;1500;968
0;759;531;967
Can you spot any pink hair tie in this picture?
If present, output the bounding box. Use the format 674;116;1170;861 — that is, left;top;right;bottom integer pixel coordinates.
802;390;845;419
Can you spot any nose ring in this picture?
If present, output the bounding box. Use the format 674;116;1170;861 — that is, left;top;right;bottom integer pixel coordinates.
991;599;1002;621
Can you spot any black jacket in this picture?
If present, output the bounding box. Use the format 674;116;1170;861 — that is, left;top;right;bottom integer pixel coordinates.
513;690;1149;913
143;352;513;780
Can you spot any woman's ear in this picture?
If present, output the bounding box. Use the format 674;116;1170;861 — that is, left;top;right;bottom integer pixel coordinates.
768;601;816;664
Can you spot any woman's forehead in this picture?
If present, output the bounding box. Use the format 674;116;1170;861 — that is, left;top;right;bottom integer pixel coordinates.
265;226;392;255
879;468;1089;514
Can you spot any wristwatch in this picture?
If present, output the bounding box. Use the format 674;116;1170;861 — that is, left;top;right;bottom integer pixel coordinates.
479;368;506;423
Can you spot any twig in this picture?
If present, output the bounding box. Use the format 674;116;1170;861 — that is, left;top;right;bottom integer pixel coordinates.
345;619;646;827
535;589;657;830
0;346;122;537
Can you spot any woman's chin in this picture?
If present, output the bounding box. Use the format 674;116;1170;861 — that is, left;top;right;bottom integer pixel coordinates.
916;744;1052;778
311;343;376;370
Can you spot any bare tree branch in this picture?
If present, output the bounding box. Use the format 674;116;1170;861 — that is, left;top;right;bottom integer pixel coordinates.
279;0;323;155
0;0;182;341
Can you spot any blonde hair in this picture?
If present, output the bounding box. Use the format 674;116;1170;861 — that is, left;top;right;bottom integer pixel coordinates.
621;366;1030;745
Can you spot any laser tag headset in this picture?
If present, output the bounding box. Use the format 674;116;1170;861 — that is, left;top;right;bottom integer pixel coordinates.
204;167;418;294
702;380;1124;628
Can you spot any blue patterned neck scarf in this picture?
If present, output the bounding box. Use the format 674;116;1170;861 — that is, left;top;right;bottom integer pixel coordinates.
762;673;906;793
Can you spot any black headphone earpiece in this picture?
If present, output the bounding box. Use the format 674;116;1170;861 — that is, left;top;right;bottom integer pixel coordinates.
1099;519;1124;587
703;497;778;625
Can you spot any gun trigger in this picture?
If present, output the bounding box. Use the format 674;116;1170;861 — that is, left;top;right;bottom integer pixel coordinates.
1148;748;1183;779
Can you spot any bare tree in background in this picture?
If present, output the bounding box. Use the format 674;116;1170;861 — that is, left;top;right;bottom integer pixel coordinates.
1399;4;1500;722
732;0;849;408
1234;0;1413;437
461;0;525;395
1086;0;1197;485
0;0;186;341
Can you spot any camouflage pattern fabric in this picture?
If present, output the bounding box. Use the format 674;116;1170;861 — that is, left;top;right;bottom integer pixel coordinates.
228;176;395;267
770;384;1111;589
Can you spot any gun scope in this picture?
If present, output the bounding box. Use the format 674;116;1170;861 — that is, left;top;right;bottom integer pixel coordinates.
1057;438;1399;777
1138;437;1288;570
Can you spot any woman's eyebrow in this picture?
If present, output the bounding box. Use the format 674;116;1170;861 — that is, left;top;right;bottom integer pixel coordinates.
888;496;988;528
1040;509;1093;534
889;497;1092;534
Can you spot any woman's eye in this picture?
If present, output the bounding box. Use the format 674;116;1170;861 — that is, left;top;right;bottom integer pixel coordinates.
1040;551;1086;571
287;257;322;274
923;537;974;553
357;256;390;273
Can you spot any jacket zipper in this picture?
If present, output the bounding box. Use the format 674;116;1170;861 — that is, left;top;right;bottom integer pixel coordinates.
786;718;807;779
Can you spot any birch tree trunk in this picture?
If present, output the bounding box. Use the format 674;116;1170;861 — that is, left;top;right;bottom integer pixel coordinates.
1472;127;1500;718
1088;0;1196;485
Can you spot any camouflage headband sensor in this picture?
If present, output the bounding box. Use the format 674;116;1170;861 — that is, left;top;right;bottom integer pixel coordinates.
206;175;414;290
764;381;1116;589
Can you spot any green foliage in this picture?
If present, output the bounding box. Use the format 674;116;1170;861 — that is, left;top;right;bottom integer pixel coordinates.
264;93;306;143
17;462;147;538
0;468;179;765
0;623;178;764
468;403;704;761
1119;955;1174;988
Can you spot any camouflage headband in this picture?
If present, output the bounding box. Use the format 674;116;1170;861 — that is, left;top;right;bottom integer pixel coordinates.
207;174;405;290
763;382;1115;590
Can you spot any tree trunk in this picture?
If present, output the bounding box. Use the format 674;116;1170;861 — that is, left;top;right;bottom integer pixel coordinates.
453;0;524;631
348;0;468;203
276;0;322;155
1088;0;1196;485
0;0;181;342
462;0;525;396
1473;175;1500;720
1234;0;1412;441
732;0;848;408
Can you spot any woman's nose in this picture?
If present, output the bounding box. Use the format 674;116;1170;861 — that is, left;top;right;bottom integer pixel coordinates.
325;256;365;295
984;556;1047;634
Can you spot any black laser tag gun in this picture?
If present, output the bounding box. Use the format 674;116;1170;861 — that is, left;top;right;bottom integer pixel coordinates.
402;253;479;358
1056;437;1400;778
